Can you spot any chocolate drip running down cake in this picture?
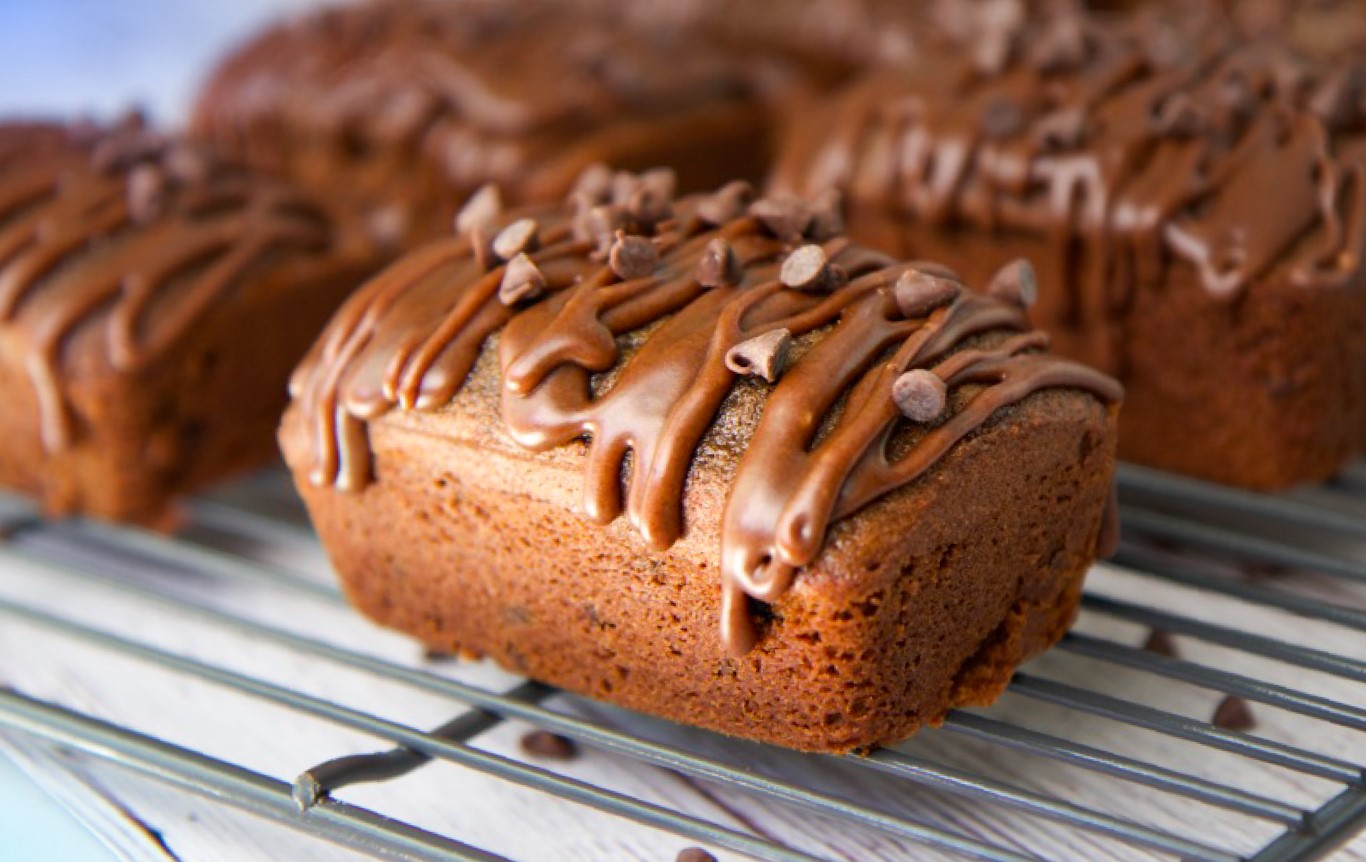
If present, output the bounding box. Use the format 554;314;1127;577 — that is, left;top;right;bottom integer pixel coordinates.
771;1;1366;489
191;0;796;253
0;118;377;523
281;171;1122;751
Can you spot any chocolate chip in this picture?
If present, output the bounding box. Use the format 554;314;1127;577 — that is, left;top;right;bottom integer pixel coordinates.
909;261;965;282
608;231;659;280
695;180;754;226
499;253;547;305
696;237;742;288
610;171;641;207
749;195;813;243
520;730;578;760
987;258;1038;308
725;329;793;382
571;162;614;205
1211;695;1255;731
807;189;844;241
894;269;961;318
469;222;497;271
602;167;675;227
639;167;677;206
676;849;717;862
574;203;631;248
982;96;1026;140
1141;628;1178;658
491;218;540;261
780;244;834;291
1153;93;1206;138
126;164;167;224
628;187;672;227
892;369;948;422
454;184;502;236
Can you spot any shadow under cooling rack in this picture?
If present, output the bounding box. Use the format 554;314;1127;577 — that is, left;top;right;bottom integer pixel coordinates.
0;461;1362;862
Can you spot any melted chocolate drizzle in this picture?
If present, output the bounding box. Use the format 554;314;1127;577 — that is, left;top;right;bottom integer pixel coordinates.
291;173;1122;655
773;3;1366;373
0;120;332;452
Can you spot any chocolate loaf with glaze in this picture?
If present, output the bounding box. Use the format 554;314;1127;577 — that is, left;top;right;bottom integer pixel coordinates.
280;171;1122;751
0;118;377;523
771;2;1366;489
191;0;792;253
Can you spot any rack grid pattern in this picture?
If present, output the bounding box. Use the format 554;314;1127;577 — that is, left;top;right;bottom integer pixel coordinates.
0;461;1363;862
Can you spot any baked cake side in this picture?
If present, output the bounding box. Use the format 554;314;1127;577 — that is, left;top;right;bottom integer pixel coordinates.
280;172;1121;751
0;119;376;523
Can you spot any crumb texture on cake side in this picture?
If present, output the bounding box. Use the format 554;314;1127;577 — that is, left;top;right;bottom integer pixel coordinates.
280;171;1121;751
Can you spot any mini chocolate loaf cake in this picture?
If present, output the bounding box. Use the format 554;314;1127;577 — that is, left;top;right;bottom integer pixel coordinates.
281;171;1122;752
771;1;1366;489
192;0;793;252
0;117;376;523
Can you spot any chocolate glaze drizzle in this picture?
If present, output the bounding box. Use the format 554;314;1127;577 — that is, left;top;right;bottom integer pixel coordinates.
772;1;1366;371
0;118;332;452
290;171;1122;655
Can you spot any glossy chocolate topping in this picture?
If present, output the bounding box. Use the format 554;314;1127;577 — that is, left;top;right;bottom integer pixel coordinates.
0;118;333;452
773;1;1366;371
290;171;1122;655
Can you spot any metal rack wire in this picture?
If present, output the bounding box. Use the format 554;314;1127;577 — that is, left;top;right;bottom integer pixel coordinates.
0;461;1362;862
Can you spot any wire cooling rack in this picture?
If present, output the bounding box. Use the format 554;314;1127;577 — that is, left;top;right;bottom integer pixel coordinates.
0;461;1362;862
